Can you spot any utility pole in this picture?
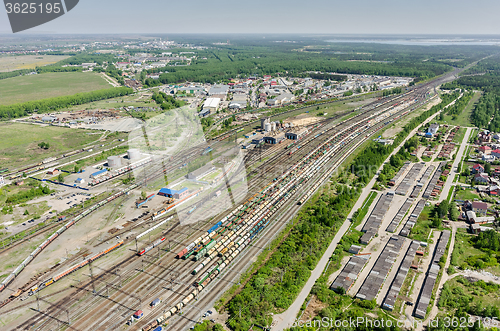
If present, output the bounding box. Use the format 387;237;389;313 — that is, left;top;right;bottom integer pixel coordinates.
89;260;96;294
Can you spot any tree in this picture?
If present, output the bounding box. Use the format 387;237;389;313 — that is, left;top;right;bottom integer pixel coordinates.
23;209;29;215
449;204;459;221
485;162;491;174
57;173;64;183
141;191;147;200
432;216;442;228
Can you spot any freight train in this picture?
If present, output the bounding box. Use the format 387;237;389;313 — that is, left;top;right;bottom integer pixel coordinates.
28;241;124;296
0;184;138;294
141;87;428;331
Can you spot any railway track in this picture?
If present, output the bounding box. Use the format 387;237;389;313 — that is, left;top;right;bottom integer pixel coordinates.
1;68;458;330
11;83;435;330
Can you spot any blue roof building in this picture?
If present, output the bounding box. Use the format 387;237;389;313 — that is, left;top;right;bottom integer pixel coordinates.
90;169;108;179
158;187;189;199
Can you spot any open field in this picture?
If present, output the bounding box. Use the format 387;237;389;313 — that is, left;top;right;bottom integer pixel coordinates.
0;55;69;72
0;72;111;106
455;188;480;201
0;123;99;169
437;91;481;127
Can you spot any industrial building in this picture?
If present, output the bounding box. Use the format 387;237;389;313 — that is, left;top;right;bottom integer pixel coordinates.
107;156;122;168
187;164;215;181
158;187;189;199
202;98;221;111
251;134;265;145
261;117;270;130
90;169;108;179
285;128;308;140
263;133;285;144
427;123;439;135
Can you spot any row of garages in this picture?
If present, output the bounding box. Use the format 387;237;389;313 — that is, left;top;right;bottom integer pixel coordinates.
382;240;421;310
395;162;425;196
386;197;414;233
410;165;435;198
389;161;411;186
355;236;406;301
422;162;447;198
360;192;394;245
400;199;426;237
414;230;451;319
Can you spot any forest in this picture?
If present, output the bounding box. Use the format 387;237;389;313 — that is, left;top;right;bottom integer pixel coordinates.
442;55;500;130
351;91;460;184
140;45;455;86
0;87;133;119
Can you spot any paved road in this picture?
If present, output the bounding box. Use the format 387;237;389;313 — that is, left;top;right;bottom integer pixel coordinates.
272;94;449;330
439;127;472;203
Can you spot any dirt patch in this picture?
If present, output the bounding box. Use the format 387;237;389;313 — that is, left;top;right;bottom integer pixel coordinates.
382;96;442;138
300;295;327;322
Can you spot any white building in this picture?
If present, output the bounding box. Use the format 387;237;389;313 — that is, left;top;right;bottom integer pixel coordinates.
202;98;221;111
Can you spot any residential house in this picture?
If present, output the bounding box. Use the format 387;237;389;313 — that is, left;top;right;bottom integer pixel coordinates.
482;154;496;163
474;173;489;184
491;149;500;158
471;164;485;174
472;201;488;216
479;145;492;155
488;185;500;196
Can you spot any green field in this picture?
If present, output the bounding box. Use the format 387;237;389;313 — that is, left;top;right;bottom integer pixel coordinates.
0;123;99;169
437;91;481;127
0;72;111;106
455;189;480;201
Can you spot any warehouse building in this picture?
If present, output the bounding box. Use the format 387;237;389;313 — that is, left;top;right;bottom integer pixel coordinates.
187;164;215;181
90;169;108;179
264;133;285;144
158;187;189;199
202;97;221;112
285;128;308;140
208;85;229;96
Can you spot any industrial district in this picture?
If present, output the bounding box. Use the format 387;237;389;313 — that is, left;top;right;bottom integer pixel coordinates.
1;35;500;331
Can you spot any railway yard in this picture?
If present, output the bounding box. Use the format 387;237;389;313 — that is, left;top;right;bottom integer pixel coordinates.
0;66;480;331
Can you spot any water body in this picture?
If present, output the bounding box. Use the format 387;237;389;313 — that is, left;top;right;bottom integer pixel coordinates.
325;38;500;46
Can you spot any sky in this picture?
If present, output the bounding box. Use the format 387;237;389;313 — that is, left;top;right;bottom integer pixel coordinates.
0;0;500;35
